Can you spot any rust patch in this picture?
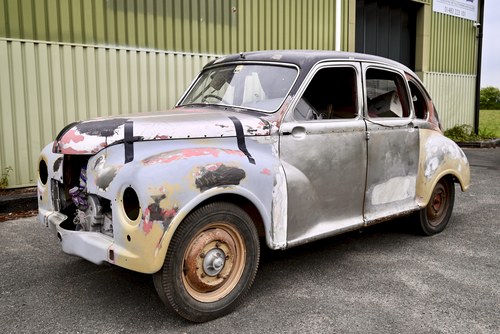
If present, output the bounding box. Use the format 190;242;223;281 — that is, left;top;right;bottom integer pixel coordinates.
143;194;178;234
195;163;246;192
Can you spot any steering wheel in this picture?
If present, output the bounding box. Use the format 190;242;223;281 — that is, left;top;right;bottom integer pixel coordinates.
202;94;230;104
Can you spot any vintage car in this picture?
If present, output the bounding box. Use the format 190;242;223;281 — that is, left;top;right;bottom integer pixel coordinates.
38;50;470;322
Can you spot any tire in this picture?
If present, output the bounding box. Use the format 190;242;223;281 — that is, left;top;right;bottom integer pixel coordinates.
418;177;455;236
153;202;260;322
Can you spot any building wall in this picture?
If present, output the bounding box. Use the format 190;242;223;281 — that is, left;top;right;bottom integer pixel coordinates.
1;0;346;53
0;0;348;187
0;39;218;187
419;3;479;130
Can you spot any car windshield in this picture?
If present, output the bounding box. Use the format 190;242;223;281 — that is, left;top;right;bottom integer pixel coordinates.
179;64;298;112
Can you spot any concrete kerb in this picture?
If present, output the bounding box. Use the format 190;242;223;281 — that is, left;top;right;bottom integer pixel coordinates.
0;187;37;214
456;138;500;148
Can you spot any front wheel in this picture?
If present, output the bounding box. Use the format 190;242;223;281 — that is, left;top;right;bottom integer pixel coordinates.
418;177;455;236
153;202;260;322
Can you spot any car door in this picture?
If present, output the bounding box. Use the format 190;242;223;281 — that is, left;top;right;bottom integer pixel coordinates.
280;63;367;246
362;64;420;223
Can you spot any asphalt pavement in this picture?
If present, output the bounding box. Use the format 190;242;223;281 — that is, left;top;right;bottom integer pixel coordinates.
1;148;499;333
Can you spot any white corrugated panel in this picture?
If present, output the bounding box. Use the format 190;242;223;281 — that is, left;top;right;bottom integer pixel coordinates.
423;72;476;131
0;38;218;188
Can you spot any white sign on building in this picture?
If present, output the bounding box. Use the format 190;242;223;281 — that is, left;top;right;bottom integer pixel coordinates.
433;0;478;21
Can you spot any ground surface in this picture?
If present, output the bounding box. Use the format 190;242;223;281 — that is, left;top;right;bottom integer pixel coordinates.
0;148;498;333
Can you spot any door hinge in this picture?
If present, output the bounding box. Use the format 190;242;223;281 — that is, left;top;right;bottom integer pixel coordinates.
365;131;371;140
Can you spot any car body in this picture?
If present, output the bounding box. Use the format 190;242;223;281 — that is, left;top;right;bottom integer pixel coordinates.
38;50;470;321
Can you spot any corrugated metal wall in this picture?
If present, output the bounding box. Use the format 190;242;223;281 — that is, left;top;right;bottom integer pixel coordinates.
423;4;479;132
429;11;478;74
1;0;348;188
1;0;343;53
424;72;476;130
0;38;218;187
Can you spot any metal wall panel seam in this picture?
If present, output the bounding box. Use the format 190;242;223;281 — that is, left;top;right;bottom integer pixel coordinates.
0;37;223;58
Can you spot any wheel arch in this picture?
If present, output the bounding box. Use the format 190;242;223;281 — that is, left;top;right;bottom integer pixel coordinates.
152;187;270;274
417;170;466;208
416;129;471;208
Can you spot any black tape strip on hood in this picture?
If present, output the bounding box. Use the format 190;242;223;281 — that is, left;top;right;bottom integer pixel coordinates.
228;116;256;165
124;120;134;163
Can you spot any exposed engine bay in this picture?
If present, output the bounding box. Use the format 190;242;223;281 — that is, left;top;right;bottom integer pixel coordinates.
54;155;113;237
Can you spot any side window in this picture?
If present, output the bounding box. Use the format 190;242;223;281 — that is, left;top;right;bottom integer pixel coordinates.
366;68;410;118
408;80;428;119
294;67;358;121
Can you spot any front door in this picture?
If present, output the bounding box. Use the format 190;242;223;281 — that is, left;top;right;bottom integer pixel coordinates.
280;63;367;246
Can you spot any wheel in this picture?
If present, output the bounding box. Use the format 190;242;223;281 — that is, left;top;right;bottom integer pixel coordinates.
418;177;455;235
153;202;260;322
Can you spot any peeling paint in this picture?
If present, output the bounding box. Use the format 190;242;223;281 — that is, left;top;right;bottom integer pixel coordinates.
195;163;246;192
261;168;272;176
142;148;245;166
56;110;272;155
143;194;178;235
93;155;121;192
76;118;128;137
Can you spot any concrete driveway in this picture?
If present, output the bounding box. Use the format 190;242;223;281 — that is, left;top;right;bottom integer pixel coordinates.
1;148;499;333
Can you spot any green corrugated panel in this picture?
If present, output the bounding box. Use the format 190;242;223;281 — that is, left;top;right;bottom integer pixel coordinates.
0;0;342;53
0;39;218;188
424;72;476;130
429;11;477;74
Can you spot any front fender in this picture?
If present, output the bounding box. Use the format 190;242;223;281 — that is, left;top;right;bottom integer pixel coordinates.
416;129;470;207
85;137;277;274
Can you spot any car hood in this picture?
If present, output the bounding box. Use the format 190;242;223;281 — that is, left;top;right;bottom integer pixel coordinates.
54;107;272;154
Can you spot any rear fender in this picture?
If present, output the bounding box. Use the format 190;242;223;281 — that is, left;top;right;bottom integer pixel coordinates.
416;129;470;207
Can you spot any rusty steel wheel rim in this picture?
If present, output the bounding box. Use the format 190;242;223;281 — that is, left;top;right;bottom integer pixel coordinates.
427;182;448;227
182;222;246;302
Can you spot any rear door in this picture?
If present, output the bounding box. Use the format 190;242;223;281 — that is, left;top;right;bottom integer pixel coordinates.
280;62;367;246
362;64;420;222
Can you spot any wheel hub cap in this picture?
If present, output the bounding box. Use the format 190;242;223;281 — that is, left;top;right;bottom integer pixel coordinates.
203;248;226;276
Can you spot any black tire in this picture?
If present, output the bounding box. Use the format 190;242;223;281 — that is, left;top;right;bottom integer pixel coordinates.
153;202;260;322
418;177;455;236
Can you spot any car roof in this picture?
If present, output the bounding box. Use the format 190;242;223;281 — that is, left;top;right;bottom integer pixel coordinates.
206;50;413;74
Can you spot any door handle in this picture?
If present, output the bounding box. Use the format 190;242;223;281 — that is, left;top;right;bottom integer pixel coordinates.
291;126;306;139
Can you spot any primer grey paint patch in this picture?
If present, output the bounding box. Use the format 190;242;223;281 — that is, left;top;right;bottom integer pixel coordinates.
76;118;128;137
53;157;63;172
195;164;246;192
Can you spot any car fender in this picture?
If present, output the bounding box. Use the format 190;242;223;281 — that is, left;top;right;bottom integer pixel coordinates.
85;138;277;273
416;129;471;207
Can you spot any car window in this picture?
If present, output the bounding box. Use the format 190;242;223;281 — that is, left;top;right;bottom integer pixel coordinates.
180;64;298;112
366;68;410;118
294;67;358;121
408;80;428;119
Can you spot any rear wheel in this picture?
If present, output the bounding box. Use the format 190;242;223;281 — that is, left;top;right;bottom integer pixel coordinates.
153;202;260;322
418;177;455;235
